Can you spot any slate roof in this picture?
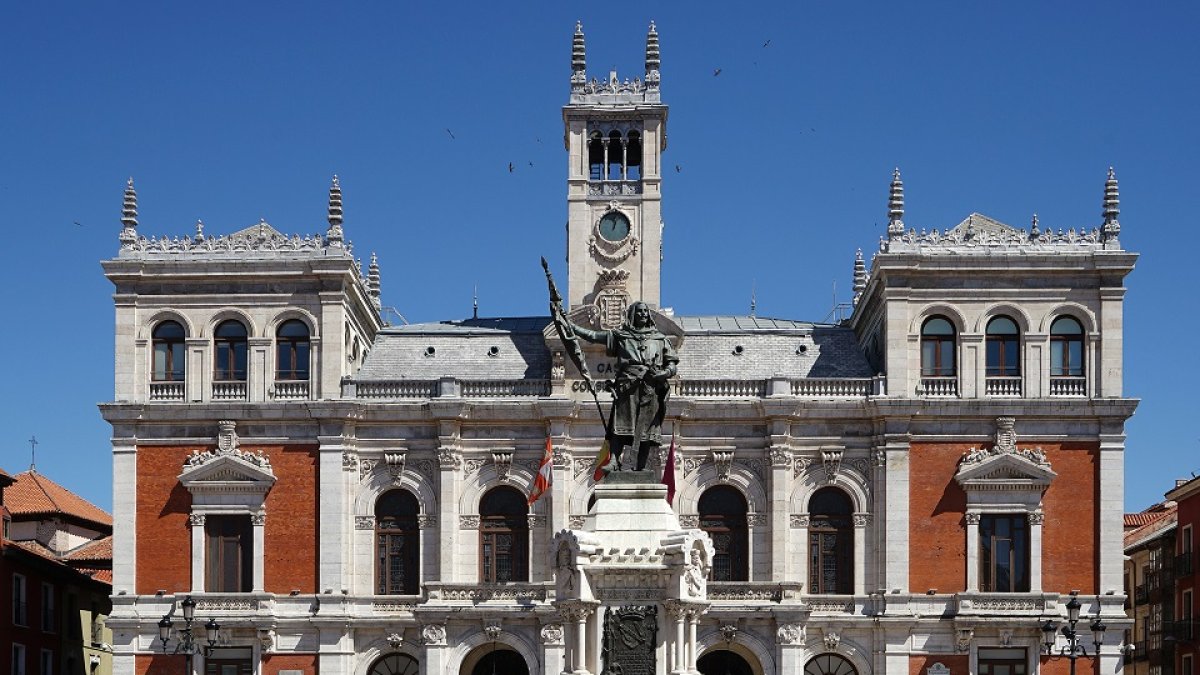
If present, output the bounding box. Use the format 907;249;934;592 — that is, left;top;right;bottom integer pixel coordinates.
6;470;113;529
357;315;872;382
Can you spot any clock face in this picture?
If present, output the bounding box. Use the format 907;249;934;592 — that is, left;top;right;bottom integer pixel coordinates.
598;211;630;242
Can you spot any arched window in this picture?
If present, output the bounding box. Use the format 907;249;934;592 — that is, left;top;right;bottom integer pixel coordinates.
808;487;853;594
275;320;310;381
986;316;1021;377
699;486;748;582
479;486;528;583
805;654;858;675
1050;316;1085;377
607;130;623;180
626;130;643;181
213;320;248;381
588;131;605;181
920;316;956;377
368;653;419;675
470;649;529;675
376;490;420;595
152;321;186;381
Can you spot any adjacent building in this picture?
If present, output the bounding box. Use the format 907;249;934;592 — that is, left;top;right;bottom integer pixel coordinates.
101;23;1137;675
2;468;114;675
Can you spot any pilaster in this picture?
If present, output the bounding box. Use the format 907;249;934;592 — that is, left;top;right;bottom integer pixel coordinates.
111;441;138;594
317;432;352;591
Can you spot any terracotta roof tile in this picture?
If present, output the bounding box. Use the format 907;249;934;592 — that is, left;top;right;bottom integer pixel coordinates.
63;536;112;562
1125;512;1165;527
6;470;112;529
1124;504;1178;549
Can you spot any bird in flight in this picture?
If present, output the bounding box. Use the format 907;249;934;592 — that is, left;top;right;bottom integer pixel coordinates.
713;68;722;77
762;39;771;48
74;221;83;227
445;128;455;140
674;164;681;173
508;162;514;173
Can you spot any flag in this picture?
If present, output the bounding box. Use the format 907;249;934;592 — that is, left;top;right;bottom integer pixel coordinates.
661;435;676;504
528;437;554;506
591;436;612;482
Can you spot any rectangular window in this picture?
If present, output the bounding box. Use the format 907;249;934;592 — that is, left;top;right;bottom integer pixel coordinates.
980;514;1030;592
40;650;52;675
205;515;253;593
13;574;27;626
1183;590;1194;642
1181;654;1193;675
41;584;54;632
12;644;26;675
979;648;1027;675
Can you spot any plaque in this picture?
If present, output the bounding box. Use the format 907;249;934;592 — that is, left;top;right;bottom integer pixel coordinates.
601;605;658;675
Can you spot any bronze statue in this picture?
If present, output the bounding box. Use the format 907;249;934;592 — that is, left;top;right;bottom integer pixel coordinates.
567;302;677;472
541;258;678;475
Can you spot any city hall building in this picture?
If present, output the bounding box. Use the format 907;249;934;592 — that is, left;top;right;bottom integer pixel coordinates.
102;23;1137;675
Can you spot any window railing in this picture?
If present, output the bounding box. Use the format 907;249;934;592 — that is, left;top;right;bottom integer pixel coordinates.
918;376;958;397
212;381;248;401
1177;551;1193;576
271;380;310;400
149;381;185;402
985;376;1022;397
1050;376;1087;396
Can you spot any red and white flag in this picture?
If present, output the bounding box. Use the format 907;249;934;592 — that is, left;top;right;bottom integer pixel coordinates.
528;436;554;506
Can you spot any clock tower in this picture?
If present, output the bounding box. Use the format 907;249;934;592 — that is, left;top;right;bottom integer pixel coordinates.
563;22;668;324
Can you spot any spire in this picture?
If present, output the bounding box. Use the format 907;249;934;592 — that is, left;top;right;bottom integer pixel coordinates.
194;219;205;241
472;284;479;319
326;175;344;247
1029;213;1040;239
1101;166;1120;244
887;168;905;239
119;177;139;248
367;252;381;310
749;280;757;317
852;249;867;305
645;21;660;89
571;21;587;92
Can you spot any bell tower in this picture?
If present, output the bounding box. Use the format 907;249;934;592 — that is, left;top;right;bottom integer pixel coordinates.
563;22;668;321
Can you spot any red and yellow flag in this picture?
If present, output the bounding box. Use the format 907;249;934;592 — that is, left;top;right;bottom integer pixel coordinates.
591;437;612;482
528;436;554;506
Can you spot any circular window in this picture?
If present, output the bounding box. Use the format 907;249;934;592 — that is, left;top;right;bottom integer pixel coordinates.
598;211;631;242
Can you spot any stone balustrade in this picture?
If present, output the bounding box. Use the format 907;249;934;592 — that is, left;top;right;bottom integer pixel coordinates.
984;376;1022;397
1050;376;1087;396
212;381;248;401
272;380;310;400
149;381;185;402
918;376;959;398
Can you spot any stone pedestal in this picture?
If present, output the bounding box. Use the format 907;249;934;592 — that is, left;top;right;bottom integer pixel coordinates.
553;471;713;675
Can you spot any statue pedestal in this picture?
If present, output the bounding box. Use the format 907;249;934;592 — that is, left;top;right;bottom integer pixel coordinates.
554;471;713;675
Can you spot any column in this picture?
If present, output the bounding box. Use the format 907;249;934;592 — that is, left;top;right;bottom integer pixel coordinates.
189;514;205;593
437;448;461;581
666;601;687;674
853;513;870;595
1028;511;1044;592
769;446;791;582
248;337;271;402
317;433;350;592
111;441;138;594
793;515;809;593
562;603;594;675
687;608;701;671
965;512;981;592
620;138;628;181
602;140;610;182
251;512;266;592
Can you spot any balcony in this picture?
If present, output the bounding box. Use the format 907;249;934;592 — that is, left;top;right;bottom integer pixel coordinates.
460;379;550;397
955;592;1052;616
149;381;185;402
984;376;1022;397
425;582;549;604
676;379;767;398
1050;376;1087;396
271;380;310;401
706;582;803;603
212;380;248;401
918;376;959;397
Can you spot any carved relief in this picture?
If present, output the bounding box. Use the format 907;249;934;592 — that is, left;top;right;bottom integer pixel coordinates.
713;450;734;482
483;622;502;641
777;623;803;645
355;516;375;530
384;452;406;482
459;515;480;529
386;632;403;650
437;449;461;470
359;458;378;481
737;458;765;483
821;449;843;483
769;446;792;468
421;624;446;645
852;513;872;527
464;458;487;475
188;513;206;527
745;513;767;527
790;514;810;528
493;451;514;481
569;515;586;529
540;624;565;645
720;624;738;643
793;456;812;479
551;350;565;381
678;514;699;528
823;629;841;651
342;451;358;472
250;512;266;526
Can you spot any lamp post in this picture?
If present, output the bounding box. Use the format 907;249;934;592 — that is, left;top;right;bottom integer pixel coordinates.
158;596;221;675
1040;594;1107;675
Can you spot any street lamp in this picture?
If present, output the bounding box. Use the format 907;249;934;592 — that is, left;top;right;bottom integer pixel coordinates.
1041;594;1107;675
159;596;221;674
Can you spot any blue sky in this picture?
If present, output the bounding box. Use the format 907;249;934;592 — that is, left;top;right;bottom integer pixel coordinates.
1;3;1196;512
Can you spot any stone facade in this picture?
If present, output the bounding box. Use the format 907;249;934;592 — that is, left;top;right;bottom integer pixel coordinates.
102;23;1136;675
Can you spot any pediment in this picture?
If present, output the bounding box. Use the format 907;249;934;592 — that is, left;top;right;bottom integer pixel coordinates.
955;450;1056;490
950;213;1018;236
179;451;276;490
